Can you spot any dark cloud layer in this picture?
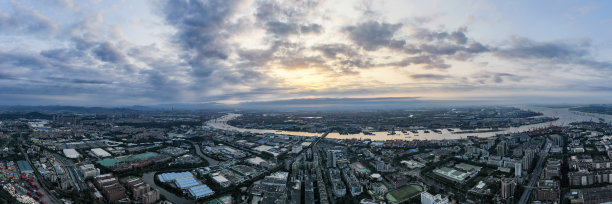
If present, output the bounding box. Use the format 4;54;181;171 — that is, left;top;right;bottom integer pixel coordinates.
344;21;406;51
495;37;587;59
494;37;612;70
0;0;611;106
410;74;450;80
93;42;126;63
161;0;239;77
0;2;57;34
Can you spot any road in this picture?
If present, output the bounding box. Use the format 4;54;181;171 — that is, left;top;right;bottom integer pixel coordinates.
518;152;547;204
52;153;87;191
313;132;329;146
19;141;62;204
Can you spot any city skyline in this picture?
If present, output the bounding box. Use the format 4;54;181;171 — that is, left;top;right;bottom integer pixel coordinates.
2;0;612;106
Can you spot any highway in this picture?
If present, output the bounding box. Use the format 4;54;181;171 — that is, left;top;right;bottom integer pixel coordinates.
518;151;547;204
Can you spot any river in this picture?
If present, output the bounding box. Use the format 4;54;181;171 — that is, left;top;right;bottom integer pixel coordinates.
206;106;612;141
191;141;219;166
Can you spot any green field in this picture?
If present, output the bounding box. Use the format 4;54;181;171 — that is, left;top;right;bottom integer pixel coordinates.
386;184;425;203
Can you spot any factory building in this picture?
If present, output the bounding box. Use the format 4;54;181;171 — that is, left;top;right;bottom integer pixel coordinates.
63;149;81;159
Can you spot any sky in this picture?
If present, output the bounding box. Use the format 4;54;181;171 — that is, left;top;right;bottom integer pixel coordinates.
1;0;612;106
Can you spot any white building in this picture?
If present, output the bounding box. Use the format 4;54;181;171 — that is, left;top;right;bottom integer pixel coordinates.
79;164;100;179
515;163;522;177
91;148;111;158
247;157;266;166
401;160;426;169
291;145;303;154
212;175;231;187
421;191;449;204
63;149;81;159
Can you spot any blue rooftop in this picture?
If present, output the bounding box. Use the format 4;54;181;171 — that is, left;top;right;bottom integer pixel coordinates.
188;184;214;198
17;160;33;173
175;178;199;189
157;172;194;182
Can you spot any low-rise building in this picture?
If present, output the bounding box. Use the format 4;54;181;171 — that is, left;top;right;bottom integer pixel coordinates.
91;148;111;158
79;164;100;179
93;173;126;203
63;148;81;159
535;179;559;203
421;191;449;204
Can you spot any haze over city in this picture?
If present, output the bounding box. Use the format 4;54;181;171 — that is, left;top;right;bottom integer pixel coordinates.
2;0;612;107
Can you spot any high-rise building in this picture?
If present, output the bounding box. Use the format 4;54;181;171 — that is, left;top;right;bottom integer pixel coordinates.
497;141;507;156
501;178;516;199
515;163;522;178
522;149;535;171
327;150;338;168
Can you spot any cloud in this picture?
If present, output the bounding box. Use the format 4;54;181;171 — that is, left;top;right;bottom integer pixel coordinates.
160;0;241;77
264;22;323;36
0;51;51;70
313;44;359;58
341;21;490;70
413;28;469;44
0;2;58;35
344;21;406;51
2;0;612;106
385;55;451;69
40;49;86;62
92;42;126;63
46;77;110;85
0;73;15;80
410;74;450;80
472;72;521;84
494;37;612;70
495;37;587;59
266;21;298;36
300;24;323;34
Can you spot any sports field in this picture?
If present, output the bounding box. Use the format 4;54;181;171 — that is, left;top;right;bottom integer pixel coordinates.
385;184;425;203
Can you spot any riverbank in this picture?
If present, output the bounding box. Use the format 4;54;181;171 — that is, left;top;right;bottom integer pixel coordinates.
206;106;612;141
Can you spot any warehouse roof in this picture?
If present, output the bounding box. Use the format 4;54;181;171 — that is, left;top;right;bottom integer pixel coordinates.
157;171;193;183
17;160;33;174
188;184;214;198
91;148;111;157
175;178;199;189
63;149;81;159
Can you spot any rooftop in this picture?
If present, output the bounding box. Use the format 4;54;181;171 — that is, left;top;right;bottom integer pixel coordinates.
188;184;214;198
157;171;194;183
